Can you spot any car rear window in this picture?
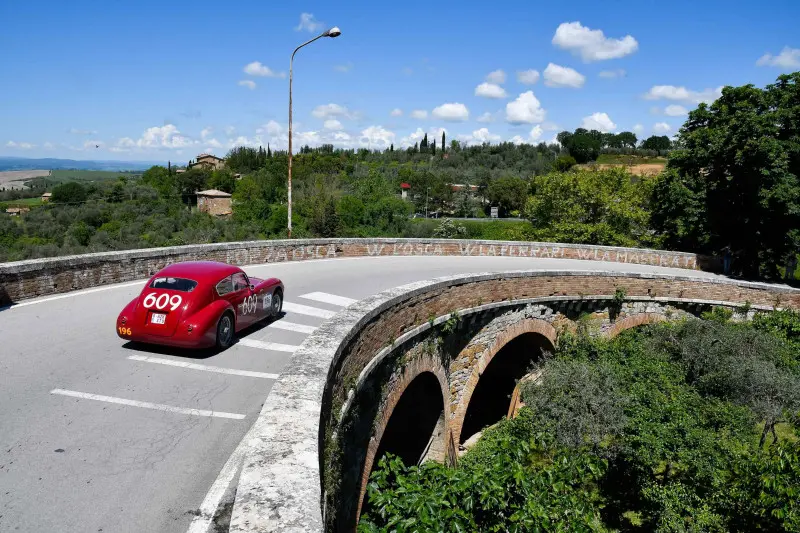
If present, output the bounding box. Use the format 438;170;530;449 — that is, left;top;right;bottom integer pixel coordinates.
149;277;198;292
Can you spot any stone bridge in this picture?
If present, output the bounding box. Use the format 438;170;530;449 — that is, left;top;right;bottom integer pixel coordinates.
227;269;800;533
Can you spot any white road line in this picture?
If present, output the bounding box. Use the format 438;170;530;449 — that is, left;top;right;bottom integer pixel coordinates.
236;338;299;352
267;320;318;334
6;280;144;309
298;291;357;307
282;301;337;319
127;355;279;379
50;389;245;420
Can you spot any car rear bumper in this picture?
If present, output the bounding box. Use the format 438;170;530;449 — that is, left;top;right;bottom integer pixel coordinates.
117;329;216;349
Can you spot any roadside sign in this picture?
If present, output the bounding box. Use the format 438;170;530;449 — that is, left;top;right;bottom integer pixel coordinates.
490;207;498;218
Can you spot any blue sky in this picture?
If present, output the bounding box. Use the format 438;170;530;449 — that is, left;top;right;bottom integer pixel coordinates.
1;0;799;162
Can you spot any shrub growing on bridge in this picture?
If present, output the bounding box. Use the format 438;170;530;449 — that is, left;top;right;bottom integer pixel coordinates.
360;320;800;532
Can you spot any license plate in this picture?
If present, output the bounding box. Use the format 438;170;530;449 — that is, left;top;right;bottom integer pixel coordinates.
151;313;166;325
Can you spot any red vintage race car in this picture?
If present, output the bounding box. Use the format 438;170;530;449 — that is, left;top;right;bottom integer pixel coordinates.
116;261;283;349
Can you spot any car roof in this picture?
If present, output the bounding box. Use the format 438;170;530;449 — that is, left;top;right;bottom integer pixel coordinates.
154;261;241;284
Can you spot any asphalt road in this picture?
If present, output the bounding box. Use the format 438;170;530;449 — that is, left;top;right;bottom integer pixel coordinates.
0;256;724;533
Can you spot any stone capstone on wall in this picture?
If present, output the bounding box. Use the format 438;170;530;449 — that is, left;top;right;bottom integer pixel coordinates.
0;238;717;305
227;269;800;533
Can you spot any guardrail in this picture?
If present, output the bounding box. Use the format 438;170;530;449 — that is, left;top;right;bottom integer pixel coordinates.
0;238;717;305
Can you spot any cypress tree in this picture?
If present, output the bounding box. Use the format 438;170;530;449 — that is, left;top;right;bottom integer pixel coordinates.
442;131;446;152
267;144;272;158
432;140;436;156
390;143;394;152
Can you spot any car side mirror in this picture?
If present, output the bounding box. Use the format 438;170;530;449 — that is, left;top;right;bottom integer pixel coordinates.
250;284;255;291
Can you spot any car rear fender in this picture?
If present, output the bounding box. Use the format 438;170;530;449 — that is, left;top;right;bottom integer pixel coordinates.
182;299;235;336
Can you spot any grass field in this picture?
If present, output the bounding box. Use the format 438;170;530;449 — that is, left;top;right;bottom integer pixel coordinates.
0;170;50;190
596;154;667;165
0;197;45;210
24;169;140;188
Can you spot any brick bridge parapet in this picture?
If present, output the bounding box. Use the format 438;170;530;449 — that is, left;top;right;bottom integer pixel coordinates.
227;269;800;533
1;238;718;305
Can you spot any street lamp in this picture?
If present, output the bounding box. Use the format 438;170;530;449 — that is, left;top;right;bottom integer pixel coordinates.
287;26;341;238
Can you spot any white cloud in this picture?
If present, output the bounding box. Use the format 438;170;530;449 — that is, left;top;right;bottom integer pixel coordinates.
229;135;264;148
5;141;35;149
200;127;213;140
599;69;626;78
359;125;395;148
390;108;403;117
334;62;353;73
633;124;644;134
485;69;506;84
324;119;343;130
432;103;469;122
552;21;638;62
644;85;723;104
225;126;236;136
543;63;586;88
410;109;428;119
243;61;285;78
664;105;688;116
205;138;223;149
653;122;672;134
295;12;324;32
756;46;800;69
400;127;448;148
580;112;617;132
475;82;508;98
508;125;544;145
238;80;256;90
117;137;136;149
517;69;540;85
477;112;495;123
256;120;283;136
43;142;54;149
312;103;352;119
69;128;96;135
136;124;196;149
505;91;546;124
458;127;501;145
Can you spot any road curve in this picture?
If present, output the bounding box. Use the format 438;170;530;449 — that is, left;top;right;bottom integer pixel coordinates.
0;256;726;533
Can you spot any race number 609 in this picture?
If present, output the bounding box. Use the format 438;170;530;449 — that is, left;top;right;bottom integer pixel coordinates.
142;293;182;311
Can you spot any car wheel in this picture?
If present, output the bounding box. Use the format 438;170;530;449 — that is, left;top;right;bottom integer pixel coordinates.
271;290;283;317
216;312;234;349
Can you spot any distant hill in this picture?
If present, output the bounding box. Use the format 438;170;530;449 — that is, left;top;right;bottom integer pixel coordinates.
0;156;165;172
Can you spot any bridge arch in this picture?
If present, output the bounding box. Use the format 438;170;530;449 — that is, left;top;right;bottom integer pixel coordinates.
450;318;557;446
356;354;449;522
605;312;668;338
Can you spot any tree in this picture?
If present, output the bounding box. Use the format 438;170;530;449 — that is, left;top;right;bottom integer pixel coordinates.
441;131;446;153
525;167;654;247
487;175;528;216
617;131;637;149
553;155;577;172
51;182;88;204
431;139;436;156
662;72;800;277
208;169;236;193
641;135;671;151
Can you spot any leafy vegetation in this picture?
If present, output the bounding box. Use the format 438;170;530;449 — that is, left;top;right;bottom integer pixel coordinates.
360;316;800;532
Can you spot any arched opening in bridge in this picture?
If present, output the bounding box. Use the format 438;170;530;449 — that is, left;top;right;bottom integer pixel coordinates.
361;371;444;514
459;333;553;444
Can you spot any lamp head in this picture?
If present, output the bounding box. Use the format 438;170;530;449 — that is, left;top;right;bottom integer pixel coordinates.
325;26;341;37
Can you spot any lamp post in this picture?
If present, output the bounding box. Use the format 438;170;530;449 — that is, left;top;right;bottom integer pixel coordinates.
287;26;341;238
425;186;430;218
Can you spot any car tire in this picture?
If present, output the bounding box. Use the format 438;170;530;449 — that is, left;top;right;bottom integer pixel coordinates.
216;312;235;349
271;289;283;317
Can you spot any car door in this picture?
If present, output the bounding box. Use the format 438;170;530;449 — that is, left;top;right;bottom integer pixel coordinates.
230;271;259;329
215;273;254;331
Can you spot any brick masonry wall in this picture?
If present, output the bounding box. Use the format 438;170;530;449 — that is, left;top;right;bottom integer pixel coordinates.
0;238;716;305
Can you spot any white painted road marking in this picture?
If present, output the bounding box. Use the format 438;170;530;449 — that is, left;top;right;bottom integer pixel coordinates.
298;291;357;307
266;320;318;334
127;355;279;379
50;389;246;420
236;338;299;353
282;301;337;319
5;280;144;309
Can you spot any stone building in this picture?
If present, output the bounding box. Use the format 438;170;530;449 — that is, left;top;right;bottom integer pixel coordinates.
196;189;232;216
189;153;226;171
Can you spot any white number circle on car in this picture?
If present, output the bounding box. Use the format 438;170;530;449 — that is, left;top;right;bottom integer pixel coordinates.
142;293;182;311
